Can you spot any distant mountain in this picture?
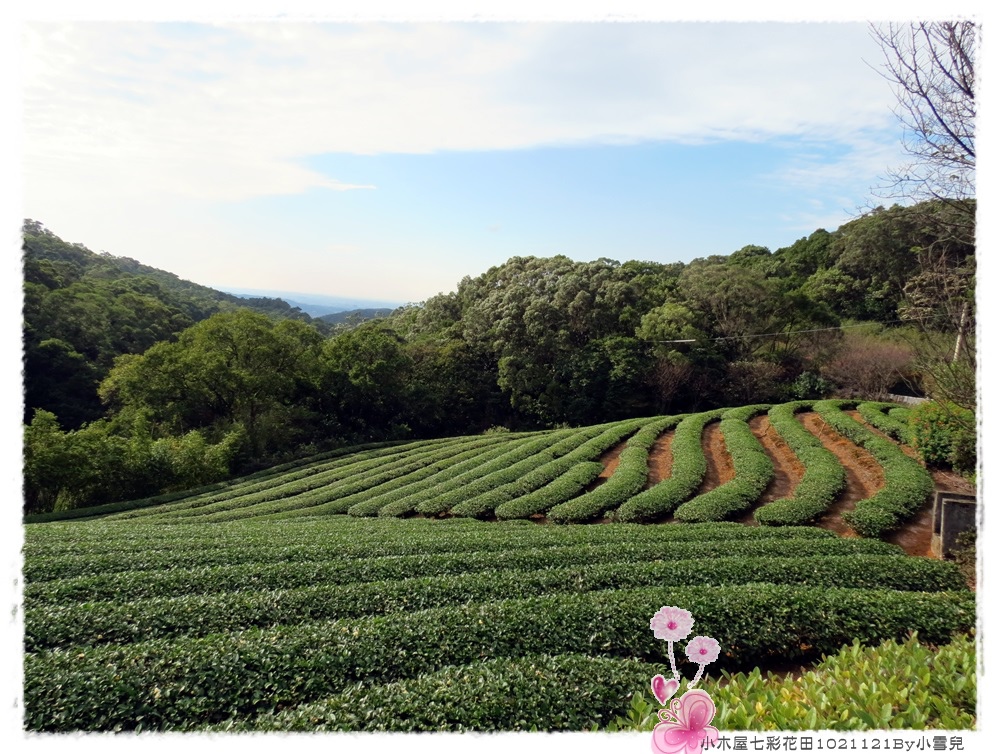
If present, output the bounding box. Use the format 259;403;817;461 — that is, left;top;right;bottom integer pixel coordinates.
318;308;395;326
21;220;324;428
218;287;403;318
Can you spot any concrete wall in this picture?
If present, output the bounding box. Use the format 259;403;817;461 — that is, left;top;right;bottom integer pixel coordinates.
931;491;977;558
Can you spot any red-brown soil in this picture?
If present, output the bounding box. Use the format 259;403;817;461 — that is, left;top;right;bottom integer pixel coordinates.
930;469;976;495
797;412;884;537
737;416;806;525
845;410;922;460
539;408;976;561
645;430;674;488
845;409;976;557
584;438;630;492
696;422;734;495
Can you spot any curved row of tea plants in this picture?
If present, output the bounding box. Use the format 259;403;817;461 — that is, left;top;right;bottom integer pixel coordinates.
673;405;773;522
547;416;680;523
26;553;964;650
402;419;649;519
23;519;847;589
167;436;515;523
483;418;650;519
753;401;847;526
104;435;497;522
411;427;598;517
616;409;726;522
349;434;557;518
857;401;913;443
220;633;975;733
26;534;901;606
29;399;931;529
26;439;417;524
814;400;935;537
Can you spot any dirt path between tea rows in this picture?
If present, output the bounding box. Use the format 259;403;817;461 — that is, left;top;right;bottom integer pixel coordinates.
736;415;806;525
845;409;974;557
695;421;734;496
567;408;973;560
645;430;674;488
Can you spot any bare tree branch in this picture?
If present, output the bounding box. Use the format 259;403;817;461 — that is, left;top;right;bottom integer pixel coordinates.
869;21;978;215
868;22;977;412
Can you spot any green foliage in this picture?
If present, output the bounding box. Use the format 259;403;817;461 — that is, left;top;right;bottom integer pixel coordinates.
610;633;975;731
25;205;974;515
754;401;847;526
24;510;971;732
21;519;832;580
547;416;677;523
23;582;972;731
380;433;569;518
617;409;726;522
25;554;963;650
221;654;664;732
908;400;977;472
489;418;648;520
790;371;831;400
24;533;893;604
951;528;977;587
346;436;526;517
22;221;316;430
674;406;774;522
457;255;659;425
858;401;913;443
814;400;935;536
22;410;243;514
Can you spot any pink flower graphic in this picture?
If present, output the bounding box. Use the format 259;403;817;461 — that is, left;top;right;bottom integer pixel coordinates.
650;606;694;642
685;636;721;665
651;689;720;754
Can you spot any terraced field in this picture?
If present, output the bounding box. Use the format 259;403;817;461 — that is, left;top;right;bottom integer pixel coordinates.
22;399;976;731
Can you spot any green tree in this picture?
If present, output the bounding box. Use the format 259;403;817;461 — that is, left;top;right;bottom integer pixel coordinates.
101;310;324;457
320;323;414;439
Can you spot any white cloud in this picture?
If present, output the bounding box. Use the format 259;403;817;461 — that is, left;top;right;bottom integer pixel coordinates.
23;21;899;206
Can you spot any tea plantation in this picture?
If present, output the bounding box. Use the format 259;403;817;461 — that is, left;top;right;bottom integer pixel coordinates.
22;399;975;731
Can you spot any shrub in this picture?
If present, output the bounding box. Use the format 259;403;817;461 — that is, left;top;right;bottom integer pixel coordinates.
908;400;977;472
25;535;897;605
674;406;773;522
610;633;976;731
219;654;666;732
547;416;678;523
790;372;832;400
814;400;934;537
857;401;912;443
950;528;977;588
26;554;963;650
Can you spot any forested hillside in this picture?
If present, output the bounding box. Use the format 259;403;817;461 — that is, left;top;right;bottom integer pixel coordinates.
22;220;328;428
21;200;975;515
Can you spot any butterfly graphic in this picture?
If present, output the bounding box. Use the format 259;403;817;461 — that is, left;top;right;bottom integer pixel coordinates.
650;689;719;754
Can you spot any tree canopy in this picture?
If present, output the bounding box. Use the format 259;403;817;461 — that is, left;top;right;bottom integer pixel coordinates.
22;203;976;514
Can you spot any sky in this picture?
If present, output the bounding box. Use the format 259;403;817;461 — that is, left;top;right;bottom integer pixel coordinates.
3;2;999;754
16;13;950;305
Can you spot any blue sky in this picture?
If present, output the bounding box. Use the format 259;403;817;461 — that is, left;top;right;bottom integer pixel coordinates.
20;18;923;304
3;3;1000;753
